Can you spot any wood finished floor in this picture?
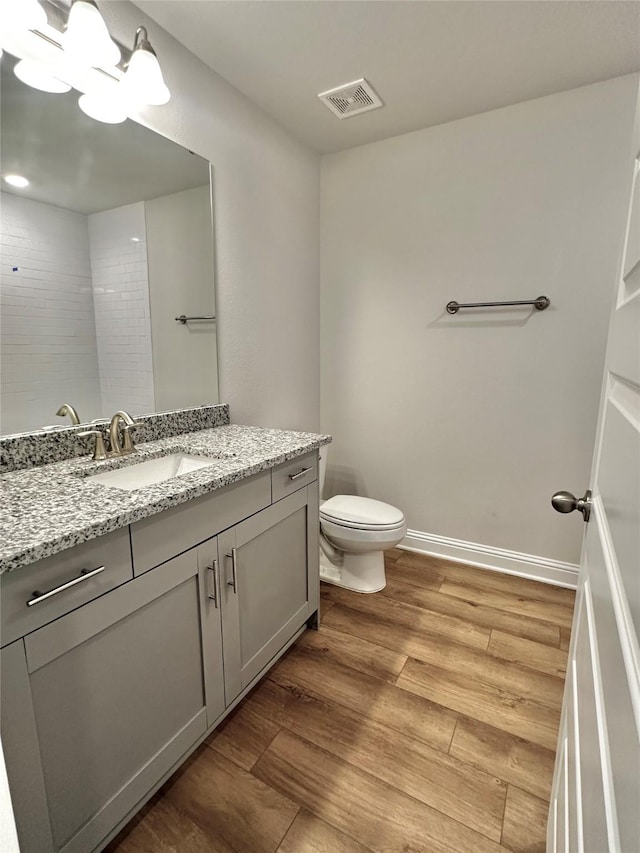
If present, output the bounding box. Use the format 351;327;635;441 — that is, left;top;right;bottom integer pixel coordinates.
107;550;574;853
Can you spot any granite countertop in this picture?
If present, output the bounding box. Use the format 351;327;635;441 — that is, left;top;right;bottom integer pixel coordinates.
0;424;331;574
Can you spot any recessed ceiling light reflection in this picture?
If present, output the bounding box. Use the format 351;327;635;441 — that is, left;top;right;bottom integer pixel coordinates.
4;175;30;188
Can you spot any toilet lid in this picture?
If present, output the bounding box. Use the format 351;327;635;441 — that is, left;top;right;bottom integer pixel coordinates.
320;495;405;530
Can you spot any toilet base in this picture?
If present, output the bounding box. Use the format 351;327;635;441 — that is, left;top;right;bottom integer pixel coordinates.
319;549;386;594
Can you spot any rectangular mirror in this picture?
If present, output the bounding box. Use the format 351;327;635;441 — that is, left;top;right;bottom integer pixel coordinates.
0;52;218;436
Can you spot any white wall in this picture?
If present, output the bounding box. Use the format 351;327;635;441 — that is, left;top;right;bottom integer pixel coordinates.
0;193;101;434
87;202;155;417
145;185;218;411
102;1;321;432
321;75;639;566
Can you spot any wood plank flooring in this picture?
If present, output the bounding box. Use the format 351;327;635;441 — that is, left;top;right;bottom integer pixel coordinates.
107;550;574;853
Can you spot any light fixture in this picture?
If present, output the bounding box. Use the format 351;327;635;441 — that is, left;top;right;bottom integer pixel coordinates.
14;58;71;93
4;174;30;188
62;0;120;68
120;26;170;106
0;1;170;125
0;0;47;33
78;92;126;124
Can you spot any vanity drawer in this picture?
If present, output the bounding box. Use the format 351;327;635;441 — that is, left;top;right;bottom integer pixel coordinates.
1;528;133;647
272;451;318;502
130;470;271;576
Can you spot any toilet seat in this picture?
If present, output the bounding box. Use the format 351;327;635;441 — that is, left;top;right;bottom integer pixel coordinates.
320;495;405;531
320;516;406;545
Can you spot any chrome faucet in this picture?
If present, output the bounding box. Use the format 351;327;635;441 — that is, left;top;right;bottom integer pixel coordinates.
108;411;138;456
56;403;80;425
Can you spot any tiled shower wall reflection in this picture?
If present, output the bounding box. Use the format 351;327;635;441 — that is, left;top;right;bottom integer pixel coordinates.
0;193;102;434
0;195;156;433
87;203;155;417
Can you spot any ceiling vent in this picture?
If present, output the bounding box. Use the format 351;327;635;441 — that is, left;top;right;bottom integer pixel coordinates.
318;78;383;120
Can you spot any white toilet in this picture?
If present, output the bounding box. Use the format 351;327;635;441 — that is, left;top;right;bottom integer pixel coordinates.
318;452;406;593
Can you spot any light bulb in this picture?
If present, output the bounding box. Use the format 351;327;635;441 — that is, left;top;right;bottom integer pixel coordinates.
14;59;71;93
78;92;126;124
0;0;47;32
120;27;170;106
62;0;120;68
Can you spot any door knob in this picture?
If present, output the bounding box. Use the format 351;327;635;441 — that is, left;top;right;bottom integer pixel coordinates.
551;489;592;522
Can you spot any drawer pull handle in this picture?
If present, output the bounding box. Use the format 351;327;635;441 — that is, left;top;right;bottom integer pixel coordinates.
26;566;106;607
226;548;238;594
207;560;219;607
289;466;312;482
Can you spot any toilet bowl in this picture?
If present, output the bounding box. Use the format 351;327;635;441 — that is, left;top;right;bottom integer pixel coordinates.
318;453;406;593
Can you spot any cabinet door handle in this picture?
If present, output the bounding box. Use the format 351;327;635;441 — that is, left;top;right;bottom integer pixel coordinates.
207;560;218;607
26;566;105;607
289;466;312;482
226;548;238;594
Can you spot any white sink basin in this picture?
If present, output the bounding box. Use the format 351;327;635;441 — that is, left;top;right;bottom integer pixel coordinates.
88;453;218;491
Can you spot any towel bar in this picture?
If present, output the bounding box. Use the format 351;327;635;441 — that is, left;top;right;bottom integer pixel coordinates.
446;296;550;314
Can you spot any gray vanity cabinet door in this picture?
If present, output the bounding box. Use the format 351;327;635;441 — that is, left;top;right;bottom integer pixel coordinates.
1;640;54;853
220;484;319;703
3;548;222;853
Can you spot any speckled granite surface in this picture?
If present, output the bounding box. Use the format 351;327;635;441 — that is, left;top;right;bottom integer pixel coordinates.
0;424;331;574
0;404;230;473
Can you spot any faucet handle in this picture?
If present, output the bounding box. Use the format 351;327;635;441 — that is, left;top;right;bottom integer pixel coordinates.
122;422;141;453
79;430;108;461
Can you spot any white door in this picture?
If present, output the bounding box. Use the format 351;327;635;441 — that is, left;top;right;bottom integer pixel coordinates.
548;81;640;851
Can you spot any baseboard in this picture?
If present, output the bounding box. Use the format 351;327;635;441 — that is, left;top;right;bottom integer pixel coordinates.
400;529;579;589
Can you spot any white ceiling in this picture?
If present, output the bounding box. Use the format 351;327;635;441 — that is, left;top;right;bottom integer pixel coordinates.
134;0;640;154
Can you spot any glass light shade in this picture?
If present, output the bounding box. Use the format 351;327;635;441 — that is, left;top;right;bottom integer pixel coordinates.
0;0;47;32
14;59;71;93
120;47;170;106
62;0;120;68
78;92;126;124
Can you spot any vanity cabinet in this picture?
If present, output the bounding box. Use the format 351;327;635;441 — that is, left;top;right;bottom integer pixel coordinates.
220;485;319;701
0;527;133;648
129;470;271;576
271;450;318;502
1;454;319;853
1;545;225;853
